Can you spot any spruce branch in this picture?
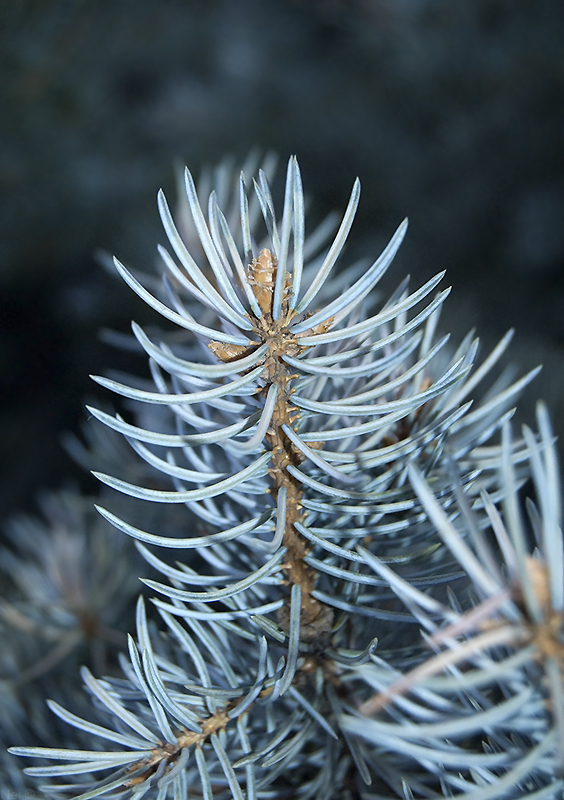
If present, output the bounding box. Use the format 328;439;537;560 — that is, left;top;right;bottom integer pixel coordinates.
8;155;561;799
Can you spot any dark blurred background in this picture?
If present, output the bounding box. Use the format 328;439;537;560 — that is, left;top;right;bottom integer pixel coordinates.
1;0;563;520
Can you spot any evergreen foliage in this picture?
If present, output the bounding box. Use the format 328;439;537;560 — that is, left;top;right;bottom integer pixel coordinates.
4;155;563;798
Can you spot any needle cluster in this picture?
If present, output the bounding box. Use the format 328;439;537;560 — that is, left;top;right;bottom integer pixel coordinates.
6;155;563;799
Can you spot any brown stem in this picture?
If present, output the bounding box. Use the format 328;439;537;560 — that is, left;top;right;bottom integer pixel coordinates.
210;249;336;640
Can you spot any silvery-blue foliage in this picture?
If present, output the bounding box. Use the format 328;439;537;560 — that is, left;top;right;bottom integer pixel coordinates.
7;156;563;798
1;490;140;677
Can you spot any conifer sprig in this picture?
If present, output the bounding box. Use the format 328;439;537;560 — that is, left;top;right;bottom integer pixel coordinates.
8;156;560;799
